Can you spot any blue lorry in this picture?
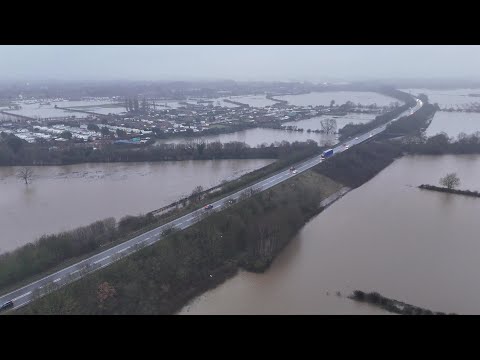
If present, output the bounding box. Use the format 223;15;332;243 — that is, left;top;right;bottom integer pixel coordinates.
322;149;334;158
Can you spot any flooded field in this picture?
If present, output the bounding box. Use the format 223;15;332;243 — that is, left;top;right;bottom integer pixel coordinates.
2;100;125;119
227;95;277;108
155;127;338;147
401;88;480;107
283;113;375;130
275;91;399;107
426;111;480;138
154;112;377;147
180;154;480;314
0;159;273;254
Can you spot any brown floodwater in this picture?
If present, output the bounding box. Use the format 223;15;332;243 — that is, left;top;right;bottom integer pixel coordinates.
155;127;339;148
0;159;273;254
180;154;480;314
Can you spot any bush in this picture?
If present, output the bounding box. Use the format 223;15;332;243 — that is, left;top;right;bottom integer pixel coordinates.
352;290;365;301
0;218;116;291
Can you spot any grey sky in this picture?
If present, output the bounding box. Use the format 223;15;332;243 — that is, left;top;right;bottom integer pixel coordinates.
1;45;479;82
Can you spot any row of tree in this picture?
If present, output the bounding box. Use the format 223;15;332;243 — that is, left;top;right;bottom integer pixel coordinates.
350;290;449;315
402;132;480;155
0;133;320;166
124;97;151;113
382;103;437;138
338;101;414;141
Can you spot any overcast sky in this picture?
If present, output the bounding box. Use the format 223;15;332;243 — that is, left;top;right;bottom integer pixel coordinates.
1;45;479;82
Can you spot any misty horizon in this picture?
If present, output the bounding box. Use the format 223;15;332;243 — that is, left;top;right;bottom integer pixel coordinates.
1;45;480;83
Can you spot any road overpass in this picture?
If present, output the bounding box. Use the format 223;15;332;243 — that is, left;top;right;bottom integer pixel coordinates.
0;98;423;312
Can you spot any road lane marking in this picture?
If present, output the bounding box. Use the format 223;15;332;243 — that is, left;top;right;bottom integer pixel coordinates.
12;291;32;301
93;255;110;264
118;247;130;253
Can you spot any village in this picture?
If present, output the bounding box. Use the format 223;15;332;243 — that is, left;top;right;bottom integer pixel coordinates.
0;93;391;150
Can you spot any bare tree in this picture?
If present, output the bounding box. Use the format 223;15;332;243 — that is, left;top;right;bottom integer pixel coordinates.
17;167;34;185
439;173;460;190
190;185;204;203
320;118;337;134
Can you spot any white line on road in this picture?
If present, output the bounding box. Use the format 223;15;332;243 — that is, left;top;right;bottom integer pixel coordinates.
12;291;32;301
93;255;110;264
53;278;61;283
118;247;130;253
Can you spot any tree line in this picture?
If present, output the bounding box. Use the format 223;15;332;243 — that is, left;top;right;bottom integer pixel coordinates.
124;97;151;113
382;103;437;138
402;132;480;155
350;290;451;315
314;141;403;189
0;132;320;166
338;101;414;141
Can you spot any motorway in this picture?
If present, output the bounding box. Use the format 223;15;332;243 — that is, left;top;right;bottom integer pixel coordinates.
0;98;422;312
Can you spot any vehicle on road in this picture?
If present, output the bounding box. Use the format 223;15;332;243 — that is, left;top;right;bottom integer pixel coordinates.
355;137;359;140
321;149;334;158
0;301;13;312
203;204;214;210
345;145;349;149
289;166;296;172
369;133;373;137
228;199;236;204
292;170;297;174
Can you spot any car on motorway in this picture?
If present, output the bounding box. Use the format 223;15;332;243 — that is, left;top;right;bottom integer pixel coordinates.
292;170;297;174
355;137;359;140
228;199;236;205
369;133;373;137
345;145;349;149
0;301;13;312
203;204;214;210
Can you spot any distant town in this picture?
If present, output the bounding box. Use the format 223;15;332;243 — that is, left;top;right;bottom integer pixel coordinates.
0;81;400;151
